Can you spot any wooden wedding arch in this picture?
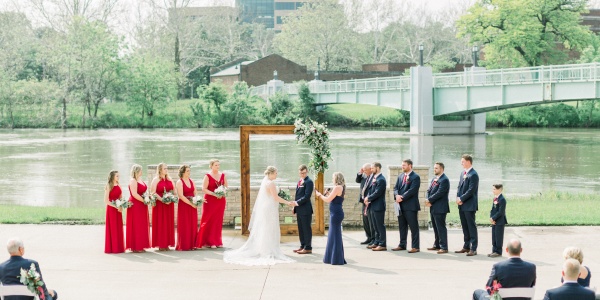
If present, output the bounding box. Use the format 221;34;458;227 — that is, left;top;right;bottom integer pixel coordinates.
239;125;325;236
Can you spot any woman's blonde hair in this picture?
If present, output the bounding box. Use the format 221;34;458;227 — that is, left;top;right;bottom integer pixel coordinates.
178;165;190;179
209;159;220;168
563;246;584;264
332;172;345;186
130;164;142;180
264;166;277;176
156;162;171;181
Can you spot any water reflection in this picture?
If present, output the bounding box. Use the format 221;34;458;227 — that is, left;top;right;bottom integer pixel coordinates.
0;128;599;208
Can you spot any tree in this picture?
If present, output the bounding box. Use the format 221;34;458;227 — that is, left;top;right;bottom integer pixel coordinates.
124;54;180;121
457;0;592;68
275;0;357;71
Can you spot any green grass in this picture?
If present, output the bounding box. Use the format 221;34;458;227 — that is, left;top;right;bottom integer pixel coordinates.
0;205;105;224
446;191;600;226
324;104;402;119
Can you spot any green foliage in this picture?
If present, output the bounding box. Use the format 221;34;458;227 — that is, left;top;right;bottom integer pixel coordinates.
211;82;263;127
261;92;297;125
124;54;180;121
197;82;229;112
487;102;592;127
457;0;592;68
296;82;320;121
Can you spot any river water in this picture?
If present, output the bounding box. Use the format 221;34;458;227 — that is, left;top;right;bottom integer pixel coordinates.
1;128;599;207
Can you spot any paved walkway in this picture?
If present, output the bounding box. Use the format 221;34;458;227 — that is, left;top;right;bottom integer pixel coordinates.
0;225;598;300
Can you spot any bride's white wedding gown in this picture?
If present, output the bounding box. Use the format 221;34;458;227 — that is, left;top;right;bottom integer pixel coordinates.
223;177;295;266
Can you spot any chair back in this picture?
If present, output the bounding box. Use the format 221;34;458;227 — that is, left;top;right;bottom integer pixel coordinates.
498;287;535;298
0;284;38;300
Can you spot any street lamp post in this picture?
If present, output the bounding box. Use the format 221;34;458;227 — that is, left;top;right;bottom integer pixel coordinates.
419;44;424;66
472;45;479;67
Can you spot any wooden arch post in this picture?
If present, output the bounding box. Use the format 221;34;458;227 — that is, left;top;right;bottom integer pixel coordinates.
240;125;324;236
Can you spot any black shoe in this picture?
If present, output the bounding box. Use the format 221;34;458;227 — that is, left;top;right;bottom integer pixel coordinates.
360;240;371;245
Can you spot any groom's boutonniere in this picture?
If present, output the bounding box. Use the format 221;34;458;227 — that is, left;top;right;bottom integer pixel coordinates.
371;177;376;185
493;198;498;208
463;174;467;180
298;179;304;187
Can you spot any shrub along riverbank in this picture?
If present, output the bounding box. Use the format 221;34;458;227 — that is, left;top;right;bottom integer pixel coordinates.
1;192;598;225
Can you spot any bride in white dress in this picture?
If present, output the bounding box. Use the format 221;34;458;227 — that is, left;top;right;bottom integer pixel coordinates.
224;166;296;266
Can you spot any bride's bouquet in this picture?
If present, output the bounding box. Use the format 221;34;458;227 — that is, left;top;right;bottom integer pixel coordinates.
278;187;291;208
142;192;156;207
111;197;133;209
214;185;227;198
189;195;205;206
161;188;179;204
19;263;46;300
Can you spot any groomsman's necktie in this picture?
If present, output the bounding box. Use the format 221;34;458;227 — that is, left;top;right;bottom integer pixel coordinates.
362;175;371;197
403;174;408;184
430;177;437;188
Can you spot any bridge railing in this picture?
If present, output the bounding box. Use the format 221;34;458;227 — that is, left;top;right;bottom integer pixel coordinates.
309;76;410;93
433;63;600;87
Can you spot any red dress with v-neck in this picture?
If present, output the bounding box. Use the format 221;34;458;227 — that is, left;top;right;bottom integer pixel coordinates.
196;173;226;248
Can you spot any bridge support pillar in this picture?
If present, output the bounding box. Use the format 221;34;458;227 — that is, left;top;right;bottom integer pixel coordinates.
409;66;434;135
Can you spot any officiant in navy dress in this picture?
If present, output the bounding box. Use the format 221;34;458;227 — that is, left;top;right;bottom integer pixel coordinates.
316;172;347;265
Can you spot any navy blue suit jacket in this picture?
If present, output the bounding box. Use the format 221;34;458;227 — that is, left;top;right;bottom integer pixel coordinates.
543;282;595;300
393;172;421;212
355;173;372;203
485;257;536;300
294;176;313;215
0;256;53;300
366;174;386;212
457;168;479;212
426;173;450;214
490;194;508;225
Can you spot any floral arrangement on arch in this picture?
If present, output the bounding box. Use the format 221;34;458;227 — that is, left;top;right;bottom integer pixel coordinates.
294;119;332;175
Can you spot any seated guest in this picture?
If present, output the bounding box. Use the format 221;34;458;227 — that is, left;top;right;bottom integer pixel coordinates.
473;239;536;300
561;246;591;287
0;238;58;300
543;258;595;300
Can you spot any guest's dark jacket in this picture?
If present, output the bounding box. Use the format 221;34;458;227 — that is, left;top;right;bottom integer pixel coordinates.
356;172;372;203
294;176;314;216
485;257;536;300
393;171;421;212
457;168;479;212
366;173;386;212
0;256;54;300
542;282;595;300
490;194;508;225
426;173;450;214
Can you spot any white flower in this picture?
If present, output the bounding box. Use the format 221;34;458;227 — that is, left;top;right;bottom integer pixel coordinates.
116;199;123;207
144;196;149;203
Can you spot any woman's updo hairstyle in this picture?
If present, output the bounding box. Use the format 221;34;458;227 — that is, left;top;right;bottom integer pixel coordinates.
264;166;277;176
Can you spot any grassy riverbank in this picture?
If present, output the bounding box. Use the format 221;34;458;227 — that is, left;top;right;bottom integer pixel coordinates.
1;192;599;225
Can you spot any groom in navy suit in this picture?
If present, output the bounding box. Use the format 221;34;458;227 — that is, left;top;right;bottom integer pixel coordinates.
455;154;479;256
0;238;58;300
293;164;314;254
392;159;421;253
425;162;450;254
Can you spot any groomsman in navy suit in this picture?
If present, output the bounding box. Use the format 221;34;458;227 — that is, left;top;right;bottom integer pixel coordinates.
392;159;421;253
425;162;450;254
355;163;374;245
364;162;387;251
489;184;507;258
455;154;479;256
293;164;314;255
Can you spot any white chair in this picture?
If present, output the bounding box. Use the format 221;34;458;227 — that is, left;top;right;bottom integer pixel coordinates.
0;284;38;300
498;287;535;299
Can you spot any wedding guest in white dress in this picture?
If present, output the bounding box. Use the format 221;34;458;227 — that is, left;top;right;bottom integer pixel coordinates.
224;166;295;266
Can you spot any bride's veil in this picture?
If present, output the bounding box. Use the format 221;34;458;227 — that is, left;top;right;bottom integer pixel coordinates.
248;176;271;231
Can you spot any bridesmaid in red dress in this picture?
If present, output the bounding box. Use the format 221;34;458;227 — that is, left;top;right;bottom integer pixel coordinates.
126;164;151;253
175;165;198;251
104;170;125;254
150;163;175;251
196;159;228;249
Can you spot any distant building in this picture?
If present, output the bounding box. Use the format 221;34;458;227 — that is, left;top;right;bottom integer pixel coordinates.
236;0;305;30
582;9;600;34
